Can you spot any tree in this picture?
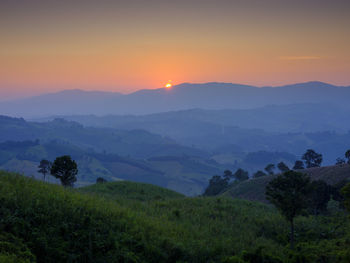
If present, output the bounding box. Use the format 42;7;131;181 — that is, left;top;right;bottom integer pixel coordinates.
264;164;275;175
233;168;249;182
96;177;107;184
302;149;323;168
223;170;233;181
277;162;289;173
345;150;350;164
308;180;331;215
253;170;267;178
336;157;346;165
293;160;304;170
38;159;51;182
265;171;311;249
50;155;78;187
203;175;228;196
341;182;350;212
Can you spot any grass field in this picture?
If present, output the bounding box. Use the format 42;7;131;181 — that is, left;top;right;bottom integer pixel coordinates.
1;171;350;262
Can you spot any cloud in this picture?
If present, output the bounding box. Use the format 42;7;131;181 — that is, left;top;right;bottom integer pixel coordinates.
279;56;321;60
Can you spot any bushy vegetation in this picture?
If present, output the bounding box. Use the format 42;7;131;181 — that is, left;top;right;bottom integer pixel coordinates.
1;171;350;262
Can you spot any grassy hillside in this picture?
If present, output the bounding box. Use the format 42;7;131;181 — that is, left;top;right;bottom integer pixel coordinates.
223;164;350;202
79;181;184;202
1;171;350;262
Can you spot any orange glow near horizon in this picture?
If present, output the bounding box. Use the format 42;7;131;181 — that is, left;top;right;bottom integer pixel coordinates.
0;0;349;99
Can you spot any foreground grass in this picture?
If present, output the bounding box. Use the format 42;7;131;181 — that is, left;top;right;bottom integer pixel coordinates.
1;171;350;262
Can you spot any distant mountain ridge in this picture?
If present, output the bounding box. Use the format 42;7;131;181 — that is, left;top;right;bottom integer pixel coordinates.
1;81;350;117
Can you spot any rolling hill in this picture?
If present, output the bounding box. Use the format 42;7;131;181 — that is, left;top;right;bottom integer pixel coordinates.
1;171;349;262
1;81;350;117
223;164;350;203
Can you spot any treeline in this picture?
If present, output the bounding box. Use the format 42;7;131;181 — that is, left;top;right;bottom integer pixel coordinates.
204;149;350;196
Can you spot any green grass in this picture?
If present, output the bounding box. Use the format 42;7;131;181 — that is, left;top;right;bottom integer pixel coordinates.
79;180;184;202
1;171;350;263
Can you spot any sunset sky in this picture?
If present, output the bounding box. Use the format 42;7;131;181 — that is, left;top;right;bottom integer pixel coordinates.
1;0;349;100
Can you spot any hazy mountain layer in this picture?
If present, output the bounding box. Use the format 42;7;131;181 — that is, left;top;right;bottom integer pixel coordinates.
1;81;350;117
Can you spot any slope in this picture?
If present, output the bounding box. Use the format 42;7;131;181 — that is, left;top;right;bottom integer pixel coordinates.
223;164;350;202
1;171;350;262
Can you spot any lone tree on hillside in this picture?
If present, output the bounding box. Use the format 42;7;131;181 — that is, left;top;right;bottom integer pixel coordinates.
277;162;290;173
345;150;350;164
302;149;323;168
203;175;229;196
38;159;51;182
264;164;275;175
266;171;311;249
293;160;304;170
50;155;78;187
233;168;249;182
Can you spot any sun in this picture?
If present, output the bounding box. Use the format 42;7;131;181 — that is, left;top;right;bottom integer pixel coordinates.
165;81;172;89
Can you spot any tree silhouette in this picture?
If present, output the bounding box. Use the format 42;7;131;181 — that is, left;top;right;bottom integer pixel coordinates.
203;175;228;196
264;164;275;175
50;155;78;187
336;157;345;165
293;160;304;170
345;150;350;164
308;180;331;215
38;159;51;182
223;170;233;181
277;162;289;173
266;171;311;249
341;183;350;212
253;170;267;178
233;168;249;182
302;149;323;168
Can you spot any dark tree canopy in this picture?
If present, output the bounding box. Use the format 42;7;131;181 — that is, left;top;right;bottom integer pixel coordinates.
203;175;228;196
265;171;311;249
253;170;267;178
302;149;323;168
50;155;78;187
336;157;345;165
308;180;331;215
277;162;290;173
293;160;304;170
233;168;249;182
341;182;350;212
264;164;275;175
38;159;51;182
223;170;233;181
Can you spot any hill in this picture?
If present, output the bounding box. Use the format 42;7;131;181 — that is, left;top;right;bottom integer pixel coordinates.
0;116;207;159
1;171;350;262
1;81;350;117
223;164;350;202
0;139;223;195
54;103;350;134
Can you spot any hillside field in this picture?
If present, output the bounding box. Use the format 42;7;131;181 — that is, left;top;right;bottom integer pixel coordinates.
1;171;350;262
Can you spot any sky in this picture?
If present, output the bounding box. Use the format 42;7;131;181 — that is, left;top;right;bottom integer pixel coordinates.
0;0;350;100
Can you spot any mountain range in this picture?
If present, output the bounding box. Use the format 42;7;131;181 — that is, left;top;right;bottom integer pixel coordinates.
1;81;350;117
